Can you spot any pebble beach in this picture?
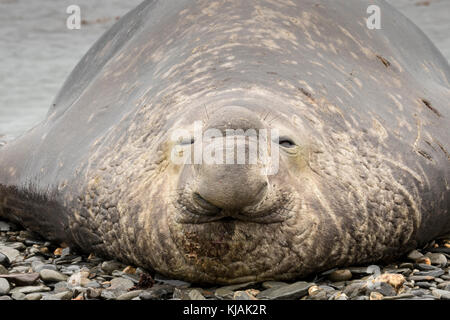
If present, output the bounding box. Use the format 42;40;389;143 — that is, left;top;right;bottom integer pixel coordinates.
1;219;449;301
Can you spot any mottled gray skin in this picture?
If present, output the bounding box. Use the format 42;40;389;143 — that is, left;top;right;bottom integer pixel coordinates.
0;0;449;284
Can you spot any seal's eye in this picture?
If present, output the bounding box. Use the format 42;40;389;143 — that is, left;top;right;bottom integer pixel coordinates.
279;137;296;148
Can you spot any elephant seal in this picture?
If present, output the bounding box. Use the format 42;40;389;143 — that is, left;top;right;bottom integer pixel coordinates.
0;0;449;284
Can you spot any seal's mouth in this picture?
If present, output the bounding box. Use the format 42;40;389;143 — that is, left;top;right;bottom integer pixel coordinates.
173;189;294;225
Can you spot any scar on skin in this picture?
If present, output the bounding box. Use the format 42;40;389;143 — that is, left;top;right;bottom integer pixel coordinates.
420;98;441;117
298;87;314;101
376;55;391;68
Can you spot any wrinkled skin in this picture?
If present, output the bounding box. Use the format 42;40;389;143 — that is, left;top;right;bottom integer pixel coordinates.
0;0;449;284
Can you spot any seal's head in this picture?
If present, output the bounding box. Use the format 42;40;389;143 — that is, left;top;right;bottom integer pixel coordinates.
163;105;321;283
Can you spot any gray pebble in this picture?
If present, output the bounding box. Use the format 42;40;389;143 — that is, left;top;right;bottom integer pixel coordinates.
33;263;57;273
101;260;124;275
431;289;450;300
11;292;26;300
0;245;20;263
117;290;143;300
414;269;445;277
0;295;12;300
9;284;51;295
415;282;436;289
0;265;8;274
25;293;42;300
139;285;174;300
0;252;10;267
425;253;448;267
0;278;10;295
366;281;397;297
407;250;423;261
188;289;206;300
257;281;313;300
233;290;258;300
39;269;68;282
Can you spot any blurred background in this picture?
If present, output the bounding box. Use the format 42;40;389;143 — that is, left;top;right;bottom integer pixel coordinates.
0;0;449;143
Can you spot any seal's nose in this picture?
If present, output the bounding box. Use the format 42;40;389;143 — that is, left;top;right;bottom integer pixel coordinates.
193;106;269;212
195;161;268;211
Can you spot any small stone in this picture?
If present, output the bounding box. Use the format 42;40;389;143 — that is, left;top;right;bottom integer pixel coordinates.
342;282;367;298
416;263;438;271
329;292;348;300
414;269;445;277
25;293;42;300
0;278;10;295
416;257;431;265
366;281;397;297
53;281;69;293
101;260;125;275
67;271;90;288
369;292;383;300
0;296;12;300
308;285;320;296
377;273;405;291
215;288;234;300
34;263;57;273
106;277;134;296
6;242;26;251
431;289;450;300
139;285;174;300
416;282;436;289
54;291;73;300
234;290;258;300
411;289;429;296
0;245;20;263
11;292;26;300
86;288;102;299
0;265;7;275
437;282;450;290
257;281;313;300
0;253;10;267
407;250;424;261
399;263;414;269
425;253;447;267
123;266;136;274
0;273;40;286
382;293;415;300
188;289;206;300
53;248;63;256
100;290;117;300
117;290;143;300
328;269;352;282
172;288;191;300
40;269;68;283
9;285;51;295
408;275;435;282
